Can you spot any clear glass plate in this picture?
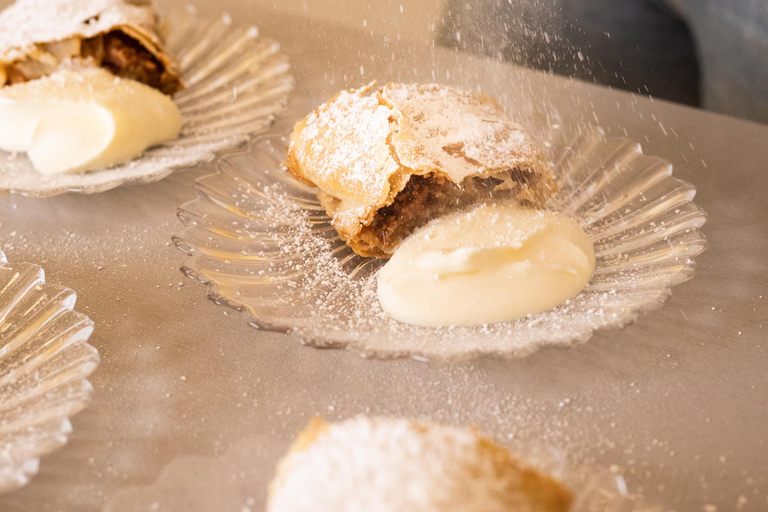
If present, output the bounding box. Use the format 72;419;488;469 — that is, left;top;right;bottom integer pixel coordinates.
0;250;99;493
0;7;295;197
102;431;662;512
174;125;707;361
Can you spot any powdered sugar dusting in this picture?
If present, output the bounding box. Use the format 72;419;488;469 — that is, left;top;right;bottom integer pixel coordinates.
382;82;549;183
290;84;395;208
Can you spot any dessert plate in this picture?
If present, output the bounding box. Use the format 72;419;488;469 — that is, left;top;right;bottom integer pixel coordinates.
174;125;707;361
0;7;294;197
103;433;661;512
0;250;99;493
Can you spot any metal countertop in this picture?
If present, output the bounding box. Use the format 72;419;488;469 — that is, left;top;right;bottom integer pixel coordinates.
0;1;766;511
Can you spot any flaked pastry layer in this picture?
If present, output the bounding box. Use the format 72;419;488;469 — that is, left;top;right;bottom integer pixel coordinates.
0;0;183;94
286;82;557;257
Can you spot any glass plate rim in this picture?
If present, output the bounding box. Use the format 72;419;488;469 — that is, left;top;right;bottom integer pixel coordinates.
0;249;100;493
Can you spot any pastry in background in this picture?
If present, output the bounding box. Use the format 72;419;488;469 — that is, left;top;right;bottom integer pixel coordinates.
286;82;557;258
268;416;573;512
0;0;184;175
0;0;183;94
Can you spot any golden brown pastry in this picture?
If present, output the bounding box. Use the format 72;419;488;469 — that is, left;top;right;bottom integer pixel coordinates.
0;0;183;94
286;82;557;257
268;416;574;512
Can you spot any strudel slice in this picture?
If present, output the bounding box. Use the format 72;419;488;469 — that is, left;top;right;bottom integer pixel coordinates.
0;0;183;94
286;82;557;257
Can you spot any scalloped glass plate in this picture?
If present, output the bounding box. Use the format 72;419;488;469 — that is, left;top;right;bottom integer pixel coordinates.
0;6;294;197
174;124;707;361
103;431;662;512
0;250;99;493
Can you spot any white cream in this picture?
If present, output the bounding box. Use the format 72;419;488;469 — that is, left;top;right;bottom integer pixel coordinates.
377;204;596;327
0;66;181;175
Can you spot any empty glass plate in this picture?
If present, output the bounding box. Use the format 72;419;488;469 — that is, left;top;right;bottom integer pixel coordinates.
0;250;99;493
174;125;707;361
0;7;295;197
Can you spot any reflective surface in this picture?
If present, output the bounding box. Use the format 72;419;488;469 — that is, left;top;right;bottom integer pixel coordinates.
0;1;766;511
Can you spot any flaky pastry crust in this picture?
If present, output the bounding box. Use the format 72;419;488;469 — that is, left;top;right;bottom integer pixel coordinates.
286;82;557;257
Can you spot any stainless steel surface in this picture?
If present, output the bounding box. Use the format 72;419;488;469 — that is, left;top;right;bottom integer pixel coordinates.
0;1;766;511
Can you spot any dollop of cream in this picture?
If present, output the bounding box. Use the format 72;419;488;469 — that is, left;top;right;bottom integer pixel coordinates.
377;204;596;327
0;66;181;175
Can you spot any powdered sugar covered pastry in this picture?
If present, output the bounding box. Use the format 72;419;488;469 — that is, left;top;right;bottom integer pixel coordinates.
268;416;573;512
0;0;182;94
286;82;557;257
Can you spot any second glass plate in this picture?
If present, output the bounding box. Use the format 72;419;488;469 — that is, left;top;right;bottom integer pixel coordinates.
0;7;295;197
0;250;99;493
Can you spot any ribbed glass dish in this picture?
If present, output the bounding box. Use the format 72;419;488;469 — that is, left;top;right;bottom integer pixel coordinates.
174;125;707;361
103;431;661;512
0;250;99;493
0;7;294;197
